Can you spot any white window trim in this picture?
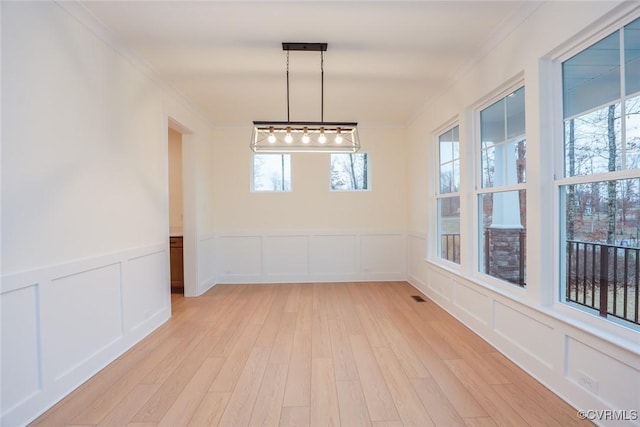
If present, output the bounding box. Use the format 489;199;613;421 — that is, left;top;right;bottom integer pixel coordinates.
471;77;528;291
431;119;463;269
548;5;640;336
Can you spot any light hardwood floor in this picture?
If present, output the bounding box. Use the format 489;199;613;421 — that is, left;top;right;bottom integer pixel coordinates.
31;282;592;426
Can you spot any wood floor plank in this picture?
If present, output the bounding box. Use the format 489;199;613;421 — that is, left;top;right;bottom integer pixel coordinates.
349;334;400;422
269;311;297;364
31;282;592;427
492;383;567;427
410;378;465;427
249;363;289;427
282;330;312;407
132;328;223;422
444;359;530;427
187;392;230;427
336;380;372;427
373;346;436;427
329;318;359;380
463;417;499;427
311;306;332;359
406;334;487;418
483;351;585;426
96;384;158;427
218;346;271;426
295;286;314;333
377;316;430;379
310;358;341;427
30;346;153;426
156;357;225;427
208;323;262;393
72;336;183;424
279;406;310;427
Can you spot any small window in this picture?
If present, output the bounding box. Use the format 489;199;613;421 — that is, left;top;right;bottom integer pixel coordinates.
477;86;527;287
330;153;369;191
252;154;291;192
436;125;461;264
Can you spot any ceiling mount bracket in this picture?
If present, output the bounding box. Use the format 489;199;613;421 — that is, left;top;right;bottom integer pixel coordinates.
282;42;327;52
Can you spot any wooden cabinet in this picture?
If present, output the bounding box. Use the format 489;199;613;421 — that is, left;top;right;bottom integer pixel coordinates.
170;236;184;293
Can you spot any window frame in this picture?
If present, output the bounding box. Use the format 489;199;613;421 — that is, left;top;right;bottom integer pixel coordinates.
250;153;292;193
547;13;640;332
435;122;462;266
472;79;528;290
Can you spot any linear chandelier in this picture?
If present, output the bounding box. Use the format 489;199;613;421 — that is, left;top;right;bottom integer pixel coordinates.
250;42;360;153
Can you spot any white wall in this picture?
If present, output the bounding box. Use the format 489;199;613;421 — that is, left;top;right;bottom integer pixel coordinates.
168;128;183;236
206;125;408;284
407;2;640;426
0;2;215;425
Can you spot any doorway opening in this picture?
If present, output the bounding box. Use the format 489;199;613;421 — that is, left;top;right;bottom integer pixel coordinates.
168;127;184;294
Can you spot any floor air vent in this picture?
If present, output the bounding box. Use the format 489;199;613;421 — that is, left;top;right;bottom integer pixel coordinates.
411;295;426;302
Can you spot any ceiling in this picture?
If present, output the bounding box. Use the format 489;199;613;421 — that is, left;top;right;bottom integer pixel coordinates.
81;1;540;127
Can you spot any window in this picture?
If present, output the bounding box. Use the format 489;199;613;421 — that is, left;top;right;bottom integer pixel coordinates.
436;125;461;263
477;86;526;286
252;154;291;192
559;17;640;327
330;153;369;191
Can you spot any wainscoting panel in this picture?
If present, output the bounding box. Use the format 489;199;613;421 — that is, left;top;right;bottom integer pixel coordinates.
198;234;217;293
0;284;41;416
407;249;640;427
264;235;309;276
309;234;357;275
214;231;405;283
41;263;123;382
566;337;640;411
427;268;452;302
493;301;555;369
0;244;170;427
453;280;490;326
123;250;169;333
360;233;404;277
217;235;262;279
406;233;427;286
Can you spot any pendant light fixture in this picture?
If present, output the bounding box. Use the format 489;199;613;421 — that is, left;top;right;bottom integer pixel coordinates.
251;42;360;153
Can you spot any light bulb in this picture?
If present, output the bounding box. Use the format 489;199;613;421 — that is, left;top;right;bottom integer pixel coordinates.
335;128;343;144
302;127;310;144
285;127;293;144
268;127;276;143
318;127;326;144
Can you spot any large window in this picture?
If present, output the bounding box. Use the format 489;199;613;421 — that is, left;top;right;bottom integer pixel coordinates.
330;153;369;191
253;154;291;192
478;86;527;286
437;125;461;263
560;17;640;327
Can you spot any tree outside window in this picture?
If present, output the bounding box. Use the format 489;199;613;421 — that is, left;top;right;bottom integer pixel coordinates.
437;125;461;264
560;17;640;326
330;153;368;191
253;154;291;192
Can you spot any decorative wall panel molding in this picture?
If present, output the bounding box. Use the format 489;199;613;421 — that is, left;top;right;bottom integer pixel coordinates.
213;231;406;284
0;244;170;427
406;242;640;427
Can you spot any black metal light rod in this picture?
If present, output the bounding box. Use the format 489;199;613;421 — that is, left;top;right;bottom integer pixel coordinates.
254;121;357;127
282;42;328;52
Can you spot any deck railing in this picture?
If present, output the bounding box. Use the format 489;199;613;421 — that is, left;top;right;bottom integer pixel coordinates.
441;233;461;264
566;240;639;326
